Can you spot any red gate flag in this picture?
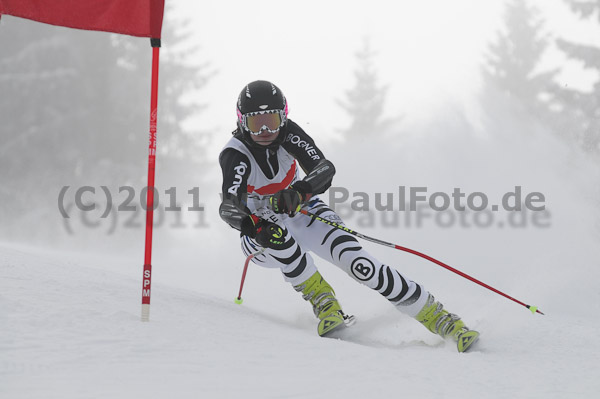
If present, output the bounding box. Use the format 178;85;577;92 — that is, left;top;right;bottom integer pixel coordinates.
1;0;166;321
0;0;165;38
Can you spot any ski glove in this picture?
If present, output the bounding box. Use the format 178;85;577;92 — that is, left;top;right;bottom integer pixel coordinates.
240;214;287;250
270;181;311;216
255;222;286;249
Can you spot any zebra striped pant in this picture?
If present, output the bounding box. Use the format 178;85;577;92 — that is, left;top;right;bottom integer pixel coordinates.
240;198;429;317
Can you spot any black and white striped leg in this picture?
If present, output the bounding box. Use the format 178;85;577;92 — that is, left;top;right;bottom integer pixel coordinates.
240;230;317;286
320;228;428;317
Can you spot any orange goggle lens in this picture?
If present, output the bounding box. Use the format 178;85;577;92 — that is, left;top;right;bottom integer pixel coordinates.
245;111;283;134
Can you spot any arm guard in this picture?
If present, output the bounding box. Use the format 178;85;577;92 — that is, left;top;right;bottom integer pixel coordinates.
218;198;250;231
301;159;336;195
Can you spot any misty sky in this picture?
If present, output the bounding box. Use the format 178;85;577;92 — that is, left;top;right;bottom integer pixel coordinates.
173;0;598;152
2;0;599;247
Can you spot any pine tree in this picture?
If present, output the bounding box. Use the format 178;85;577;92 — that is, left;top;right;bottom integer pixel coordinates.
337;38;392;141
554;0;600;154
480;0;558;129
0;12;211;238
109;14;214;188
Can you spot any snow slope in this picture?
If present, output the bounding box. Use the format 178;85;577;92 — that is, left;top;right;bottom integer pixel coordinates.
2;241;599;399
3;96;600;398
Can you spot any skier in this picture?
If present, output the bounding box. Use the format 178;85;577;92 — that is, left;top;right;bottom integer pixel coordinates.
219;80;479;352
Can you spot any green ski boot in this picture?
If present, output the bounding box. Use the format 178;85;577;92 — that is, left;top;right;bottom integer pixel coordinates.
415;294;480;353
294;271;352;337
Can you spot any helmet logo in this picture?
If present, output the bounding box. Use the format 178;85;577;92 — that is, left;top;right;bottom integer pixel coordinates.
271;83;277;95
259;105;268;110
245;85;251;98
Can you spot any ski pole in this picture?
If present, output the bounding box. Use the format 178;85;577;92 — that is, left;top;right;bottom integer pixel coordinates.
299;209;544;315
235;247;266;304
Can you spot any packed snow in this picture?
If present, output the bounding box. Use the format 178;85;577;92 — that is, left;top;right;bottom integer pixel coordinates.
3;122;600;397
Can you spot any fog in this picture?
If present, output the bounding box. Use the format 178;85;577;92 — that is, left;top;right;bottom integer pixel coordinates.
4;4;600;397
1;0;599;298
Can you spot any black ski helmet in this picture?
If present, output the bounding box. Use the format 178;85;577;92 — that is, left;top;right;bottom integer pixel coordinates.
236;80;288;149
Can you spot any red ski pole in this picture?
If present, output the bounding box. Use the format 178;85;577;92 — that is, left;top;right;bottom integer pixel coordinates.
235;248;266;304
299;209;544;315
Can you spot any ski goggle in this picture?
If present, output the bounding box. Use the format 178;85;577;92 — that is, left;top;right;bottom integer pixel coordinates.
240;109;286;135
